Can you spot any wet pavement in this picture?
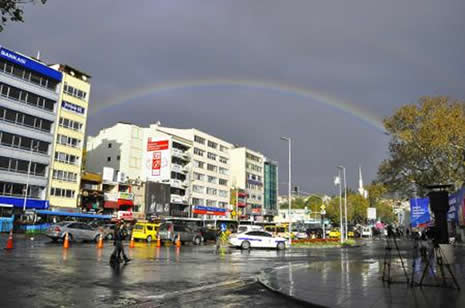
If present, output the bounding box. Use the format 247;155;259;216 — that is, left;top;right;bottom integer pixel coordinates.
2;234;464;307
259;240;465;308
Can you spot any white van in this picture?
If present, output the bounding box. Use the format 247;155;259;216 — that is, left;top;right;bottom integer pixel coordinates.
237;225;264;233
361;226;373;238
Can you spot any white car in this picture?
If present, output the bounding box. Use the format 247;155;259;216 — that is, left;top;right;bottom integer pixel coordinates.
229;230;287;250
237;225;264;233
361;227;372;238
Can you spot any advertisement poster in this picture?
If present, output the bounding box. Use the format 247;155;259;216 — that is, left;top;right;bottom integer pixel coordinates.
410;198;431;228
145;137;170;181
456;187;465;227
145;182;170;216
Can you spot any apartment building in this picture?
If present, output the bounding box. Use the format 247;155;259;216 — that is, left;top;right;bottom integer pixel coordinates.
264;159;278;221
47;64;91;210
155;125;232;217
0;46;62;210
86;122;193;217
230;147;265;221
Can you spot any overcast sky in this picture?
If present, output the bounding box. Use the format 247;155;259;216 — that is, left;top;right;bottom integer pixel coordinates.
2;0;465;195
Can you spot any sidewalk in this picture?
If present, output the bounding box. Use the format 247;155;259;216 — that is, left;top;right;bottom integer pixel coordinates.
259;244;465;308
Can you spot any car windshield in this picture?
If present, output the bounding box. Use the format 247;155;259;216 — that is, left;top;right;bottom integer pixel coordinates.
134;225;144;230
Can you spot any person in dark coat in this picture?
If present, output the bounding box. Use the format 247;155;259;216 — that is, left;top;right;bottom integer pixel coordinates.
112;222;130;264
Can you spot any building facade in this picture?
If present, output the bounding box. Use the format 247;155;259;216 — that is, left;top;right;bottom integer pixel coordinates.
230;147;265;221
0;46;62;211
264;160;278;220
47;64;91;210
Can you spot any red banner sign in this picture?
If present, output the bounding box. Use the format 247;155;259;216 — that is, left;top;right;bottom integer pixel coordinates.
147;139;169;151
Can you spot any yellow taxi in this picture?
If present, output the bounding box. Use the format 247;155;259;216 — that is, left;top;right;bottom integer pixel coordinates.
132;222;160;242
265;225;290;239
329;228;341;238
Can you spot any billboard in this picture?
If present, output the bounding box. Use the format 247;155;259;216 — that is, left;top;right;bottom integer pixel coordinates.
367;207;377;220
145;182;170;216
410;198;431;228
193;206;226;216
145;137;171;181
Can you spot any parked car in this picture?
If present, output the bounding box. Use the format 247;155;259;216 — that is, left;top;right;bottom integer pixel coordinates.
237;225;264;233
361;226;373;238
229;230;287;250
132;222;160;242
158;223;203;245
329;228;341;238
46;221;102;242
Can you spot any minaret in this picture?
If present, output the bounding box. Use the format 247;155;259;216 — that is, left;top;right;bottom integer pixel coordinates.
358;166;368;198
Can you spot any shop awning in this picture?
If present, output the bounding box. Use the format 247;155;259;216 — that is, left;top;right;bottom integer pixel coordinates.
118;199;134;207
104;201;119;209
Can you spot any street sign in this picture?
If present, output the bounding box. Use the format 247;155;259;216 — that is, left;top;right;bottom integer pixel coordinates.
320;204;326;211
220;223;227;232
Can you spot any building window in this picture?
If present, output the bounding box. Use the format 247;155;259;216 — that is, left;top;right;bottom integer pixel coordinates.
0;58;58;91
218;190;228;198
206;188;217;195
219;156;228;164
206;199;216;207
117;155;120;161
207;164;217;172
207;152;216;160
194;148;204;157
219;167;228;175
56;134;81;148
194;160;204;169
219;145;228;152
219;178;228;186
194;135;205;144
63;82;87;100
0;131;49;154
0;156;46;177
52;170;77;182
107;157;111;162
193;172;205;181
193;185;205;193
54;152;79;165
108;143;112;148
50;187;75;198
0;107;53;133
59;117;83;132
207;141;217;149
207;176;217;184
0;82;56;111
192;198;204;206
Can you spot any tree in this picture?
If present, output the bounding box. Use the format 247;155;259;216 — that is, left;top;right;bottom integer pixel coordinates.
279;197;307;210
378;96;465;197
0;0;47;32
325;192;369;226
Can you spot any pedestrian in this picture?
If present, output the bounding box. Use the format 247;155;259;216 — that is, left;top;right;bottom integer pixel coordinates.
111;221;131;265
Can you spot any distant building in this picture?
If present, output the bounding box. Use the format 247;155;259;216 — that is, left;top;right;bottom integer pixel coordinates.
263;160;278;221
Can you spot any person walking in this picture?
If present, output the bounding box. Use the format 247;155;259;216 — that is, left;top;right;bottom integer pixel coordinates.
112;221;131;265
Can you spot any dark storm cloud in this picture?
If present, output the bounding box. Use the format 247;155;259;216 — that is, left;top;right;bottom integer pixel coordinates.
2;0;465;193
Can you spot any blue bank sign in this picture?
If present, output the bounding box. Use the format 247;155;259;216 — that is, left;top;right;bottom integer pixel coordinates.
0;46;62;81
62;101;85;115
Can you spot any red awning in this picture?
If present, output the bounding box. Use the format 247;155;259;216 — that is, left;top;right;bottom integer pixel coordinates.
104;201;119;209
117;199;134;207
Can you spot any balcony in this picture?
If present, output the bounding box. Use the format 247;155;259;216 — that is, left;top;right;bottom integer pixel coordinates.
172;148;190;160
172;163;188;174
170;179;188;189
171;194;188;204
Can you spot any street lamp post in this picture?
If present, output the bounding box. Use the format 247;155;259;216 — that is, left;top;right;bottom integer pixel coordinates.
281;137;292;247
335;170;344;243
23;143;39;212
338;165;348;241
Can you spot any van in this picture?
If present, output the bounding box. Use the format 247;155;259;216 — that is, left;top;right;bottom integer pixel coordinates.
132;222;160;242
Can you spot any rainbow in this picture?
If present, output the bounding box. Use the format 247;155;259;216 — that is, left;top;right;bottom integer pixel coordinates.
90;79;385;132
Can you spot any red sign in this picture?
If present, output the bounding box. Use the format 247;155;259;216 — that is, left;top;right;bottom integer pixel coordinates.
117;211;133;221
152;152;161;176
193;209;226;216
147;139;169;151
252;208;262;214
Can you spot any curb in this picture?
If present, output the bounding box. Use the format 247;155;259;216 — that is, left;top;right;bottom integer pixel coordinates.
257;266;328;308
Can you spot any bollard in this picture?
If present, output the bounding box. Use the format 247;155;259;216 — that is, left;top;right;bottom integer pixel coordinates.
156;234;161;248
4;229;13;250
63;232;69;249
175;234;181;248
129;233;135;248
97;233;104;249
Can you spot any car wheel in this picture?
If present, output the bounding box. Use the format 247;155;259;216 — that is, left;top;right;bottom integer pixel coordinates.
193;236;201;245
147;236;152;243
241;241;251;250
277;242;285;250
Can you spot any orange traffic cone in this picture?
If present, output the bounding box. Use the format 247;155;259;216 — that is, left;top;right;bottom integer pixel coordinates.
97;233;104;249
4;229;13;250
156;234;161;248
129;233;135;248
175;233;181;248
63;232;69;249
